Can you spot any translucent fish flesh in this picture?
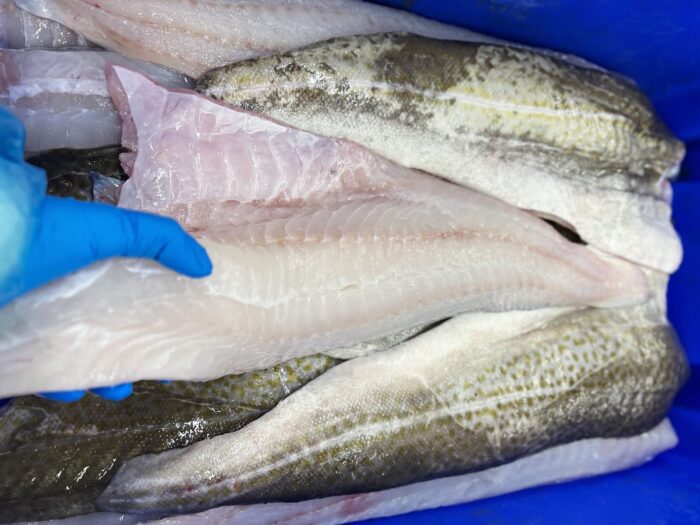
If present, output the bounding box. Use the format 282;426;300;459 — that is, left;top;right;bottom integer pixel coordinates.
0;66;650;397
0;0;88;48
98;292;687;513
0;48;191;151
198;33;685;272
11;0;505;78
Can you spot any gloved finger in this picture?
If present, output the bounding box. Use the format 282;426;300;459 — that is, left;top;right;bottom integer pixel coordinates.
90;383;134;401
114;210;213;278
39;390;87;402
24;198;212;294
0;107;27;163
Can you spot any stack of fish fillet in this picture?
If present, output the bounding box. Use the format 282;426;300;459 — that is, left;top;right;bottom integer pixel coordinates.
0;1;688;524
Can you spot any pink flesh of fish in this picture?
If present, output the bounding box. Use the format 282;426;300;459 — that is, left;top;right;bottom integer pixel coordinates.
0;66;648;397
0;48;191;151
12;0;503;77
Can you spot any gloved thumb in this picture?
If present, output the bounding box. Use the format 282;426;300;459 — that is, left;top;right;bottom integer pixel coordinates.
20;197;212;298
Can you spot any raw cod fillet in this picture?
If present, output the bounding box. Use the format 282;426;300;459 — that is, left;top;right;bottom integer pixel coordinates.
198;33;685;273
12;0;504;78
0;49;191;151
0;0;87;48
0;66;650;397
98;285;687;513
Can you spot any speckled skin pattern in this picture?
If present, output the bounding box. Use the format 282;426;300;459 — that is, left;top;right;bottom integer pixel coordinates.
198;33;685;272
26;146;126;201
99;300;687;514
0;355;340;522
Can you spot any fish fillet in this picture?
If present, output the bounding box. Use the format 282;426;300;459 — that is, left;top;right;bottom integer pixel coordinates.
0;0;87;48
0;49;191;151
98;289;687;513
0;66;649;398
198;33;685;272
11;0;506;78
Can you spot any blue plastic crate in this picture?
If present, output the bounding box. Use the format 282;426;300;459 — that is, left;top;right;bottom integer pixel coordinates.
361;2;700;523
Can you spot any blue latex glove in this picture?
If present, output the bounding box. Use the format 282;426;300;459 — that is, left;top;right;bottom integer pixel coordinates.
16;196;213;301
0;108;212;402
23;198;213;402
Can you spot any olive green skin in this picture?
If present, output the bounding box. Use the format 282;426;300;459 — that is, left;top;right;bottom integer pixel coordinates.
0;355;340;522
198;33;684;196
197;33;684;273
98;304;688;514
26;146;126;202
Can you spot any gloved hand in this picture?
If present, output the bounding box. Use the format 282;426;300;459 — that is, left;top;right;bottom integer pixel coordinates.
20;198;212;402
21;198;213;402
0;109;212;403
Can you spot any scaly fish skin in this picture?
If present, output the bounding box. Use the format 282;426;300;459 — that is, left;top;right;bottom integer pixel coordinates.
197;33;684;272
93;422;677;525
0;355;340;523
26;146;126;202
98;299;688;514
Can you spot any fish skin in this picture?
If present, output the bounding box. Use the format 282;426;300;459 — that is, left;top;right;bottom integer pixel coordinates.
12;0;505;78
197;33;684;273
0;355;340;523
79;421;673;525
6;421;678;525
26;146;126;202
98;296;688;514
0;0;89;48
0;67;649;397
0;48;191;151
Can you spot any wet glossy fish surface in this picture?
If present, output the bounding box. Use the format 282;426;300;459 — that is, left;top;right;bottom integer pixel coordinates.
198;33;684;272
0;0;88;48
0;8;688;525
0;66;650;398
0;355;340;522
26;146;126;201
98;294;687;513
13;0;499;77
0;48;191;151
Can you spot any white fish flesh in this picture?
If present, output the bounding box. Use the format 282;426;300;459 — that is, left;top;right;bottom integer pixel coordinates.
97;286;686;513
0;0;87;48
11;0;508;78
0;66;649;397
0;49;191;151
198;33;685;273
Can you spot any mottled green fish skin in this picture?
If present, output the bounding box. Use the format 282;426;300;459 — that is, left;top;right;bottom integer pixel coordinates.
197;33;684;273
25;146;126;201
0;355;340;523
198;33;683;195
98;304;687;513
